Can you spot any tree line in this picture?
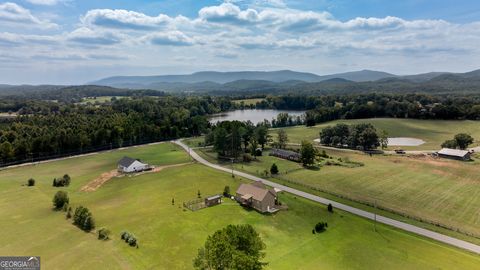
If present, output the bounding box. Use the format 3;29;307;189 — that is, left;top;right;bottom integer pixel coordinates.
0;96;233;165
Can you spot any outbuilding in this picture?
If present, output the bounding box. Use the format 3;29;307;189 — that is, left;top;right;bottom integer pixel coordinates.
270;149;301;162
205;195;222;207
117;156;150;173
437;148;471;161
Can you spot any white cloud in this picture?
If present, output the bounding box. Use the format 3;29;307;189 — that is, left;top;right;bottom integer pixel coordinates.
81;9;173;30
67;27;123;46
26;0;61;6
0;2;57;29
144;31;195;46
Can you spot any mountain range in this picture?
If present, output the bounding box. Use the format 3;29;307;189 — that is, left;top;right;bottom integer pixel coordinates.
91;69;480;92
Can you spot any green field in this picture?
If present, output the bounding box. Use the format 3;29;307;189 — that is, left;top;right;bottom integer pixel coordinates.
1;143;479;269
276;118;480;150
78;96;127;104
197;146;480;239
232;98;265;106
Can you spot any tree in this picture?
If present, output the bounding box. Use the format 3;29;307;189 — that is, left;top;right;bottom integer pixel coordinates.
379;130;389;150
270;163;279;175
249;138;259;160
314;222;328;233
327;203;333;213
300;141;316;167
27;178;35;186
73;206;95;232
358;127;380;150
254;126;269;149
213;127;228;156
454;133;474;150
193;224;267;270
52;191;69;210
441;139;458;149
276;129;288;149
223;186;230;197
0;141;14;162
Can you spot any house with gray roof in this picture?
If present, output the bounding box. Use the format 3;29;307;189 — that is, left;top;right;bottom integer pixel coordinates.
235;181;278;213
117;156;150;173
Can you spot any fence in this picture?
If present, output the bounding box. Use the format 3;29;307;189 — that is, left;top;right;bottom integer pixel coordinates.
183;194;223;211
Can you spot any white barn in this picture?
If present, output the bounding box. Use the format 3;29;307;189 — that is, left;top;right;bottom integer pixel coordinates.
117;156;150;173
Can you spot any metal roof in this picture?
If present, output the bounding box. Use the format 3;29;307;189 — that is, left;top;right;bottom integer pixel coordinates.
118;156;138;167
206;195;222;201
438;148;470;157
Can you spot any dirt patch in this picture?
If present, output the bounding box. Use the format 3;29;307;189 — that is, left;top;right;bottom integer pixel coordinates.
80;162;192;192
80;169;120;192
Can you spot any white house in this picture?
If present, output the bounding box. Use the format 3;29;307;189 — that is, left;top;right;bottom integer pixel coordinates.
117;156;150;173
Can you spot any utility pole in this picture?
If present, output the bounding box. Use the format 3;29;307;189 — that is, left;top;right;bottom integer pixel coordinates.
231;158;234;178
374;199;377;232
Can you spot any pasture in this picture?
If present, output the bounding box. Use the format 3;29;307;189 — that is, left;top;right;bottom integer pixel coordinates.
1;142;479;269
232;98;265;106
276;118;480;150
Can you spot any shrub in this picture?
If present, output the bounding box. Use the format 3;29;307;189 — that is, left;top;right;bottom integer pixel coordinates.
270;163;279;174
255;148;262;156
121;231;130;241
27;178;35;186
315;222;328;233
73;206;95;232
52;174;72;187
242;153;253;162
223;186;230;197
98;228;111;240
128;236;137;246
312;229;316;234
52;191;69;210
327;203;333;213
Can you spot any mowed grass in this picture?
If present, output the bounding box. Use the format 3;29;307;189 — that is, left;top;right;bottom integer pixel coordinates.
277;118;480;150
232;98;265;106
198;147;480;237
1;143;480;269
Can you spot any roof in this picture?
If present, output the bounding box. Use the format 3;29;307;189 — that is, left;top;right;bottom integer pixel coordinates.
236;182;276;202
118;156;138;167
438;148;470;157
271;149;301;157
206;195;222;201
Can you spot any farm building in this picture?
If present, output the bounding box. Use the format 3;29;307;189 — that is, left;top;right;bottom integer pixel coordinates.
117;156;151;173
205;195;222;207
235;181;278;213
437;148;471;161
270;149;301;162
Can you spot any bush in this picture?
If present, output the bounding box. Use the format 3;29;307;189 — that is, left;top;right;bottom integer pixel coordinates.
270;163;279;174
223;186;230;197
128;236;137;246
314;222;328;233
52;174;71;187
52;191;69;210
327;203;333;213
73;206;95;232
27;178;35;186
98;228;111;240
120;231;137;247
255;148;262;156
121;231;130;241
242;153;253;162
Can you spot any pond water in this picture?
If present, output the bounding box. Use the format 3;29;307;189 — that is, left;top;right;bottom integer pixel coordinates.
209;109;305;125
387;137;425;146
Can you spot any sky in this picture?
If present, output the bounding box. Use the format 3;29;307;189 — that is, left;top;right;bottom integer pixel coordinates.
1;0;480;84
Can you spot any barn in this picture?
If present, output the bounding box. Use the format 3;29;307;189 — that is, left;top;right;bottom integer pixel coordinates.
437;148;471;161
117;156;150;173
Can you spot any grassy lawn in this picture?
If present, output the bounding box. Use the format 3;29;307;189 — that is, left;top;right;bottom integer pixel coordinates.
1;142;479;269
78;96;128;104
276;118;480;150
198;147;480;238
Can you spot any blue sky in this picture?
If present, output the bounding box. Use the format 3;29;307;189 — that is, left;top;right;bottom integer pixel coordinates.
1;0;480;84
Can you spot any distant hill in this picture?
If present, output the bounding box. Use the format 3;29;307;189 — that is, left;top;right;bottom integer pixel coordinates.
91;69;397;89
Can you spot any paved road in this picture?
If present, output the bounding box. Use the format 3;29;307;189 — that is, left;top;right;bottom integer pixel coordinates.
175;140;480;255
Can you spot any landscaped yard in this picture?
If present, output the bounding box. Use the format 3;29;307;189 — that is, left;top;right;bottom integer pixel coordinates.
276;118;480;150
1;142;479;269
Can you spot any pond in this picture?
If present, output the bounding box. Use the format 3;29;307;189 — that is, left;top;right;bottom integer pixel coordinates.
209;109;305;125
387;137;425;146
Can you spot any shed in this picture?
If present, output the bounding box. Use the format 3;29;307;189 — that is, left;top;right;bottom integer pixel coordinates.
205;195;222;207
437;148;471;161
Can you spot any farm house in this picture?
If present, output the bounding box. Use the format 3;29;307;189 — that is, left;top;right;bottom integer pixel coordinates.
117;156;151;173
